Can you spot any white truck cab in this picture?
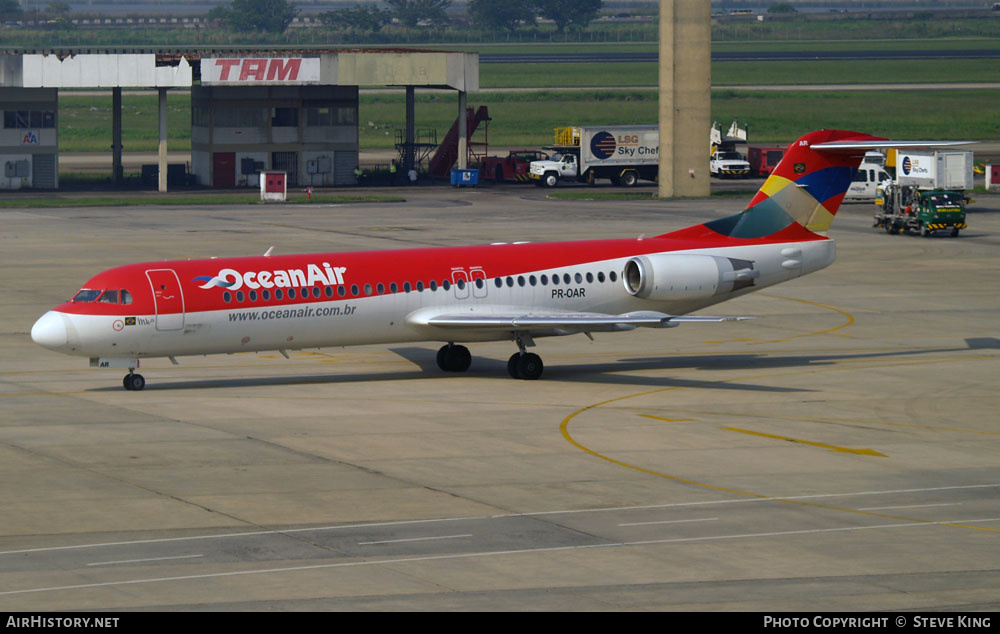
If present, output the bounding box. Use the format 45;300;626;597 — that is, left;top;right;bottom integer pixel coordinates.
529;152;579;187
710;150;751;178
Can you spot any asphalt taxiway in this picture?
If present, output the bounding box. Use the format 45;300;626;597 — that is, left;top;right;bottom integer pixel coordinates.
1;185;998;610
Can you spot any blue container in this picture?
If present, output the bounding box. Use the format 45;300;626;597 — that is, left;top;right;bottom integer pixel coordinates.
450;168;479;187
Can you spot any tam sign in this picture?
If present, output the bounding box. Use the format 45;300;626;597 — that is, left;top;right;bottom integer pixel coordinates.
203;58;320;85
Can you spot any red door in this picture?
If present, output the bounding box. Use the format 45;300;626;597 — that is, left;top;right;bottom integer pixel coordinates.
213;152;236;187
146;269;185;331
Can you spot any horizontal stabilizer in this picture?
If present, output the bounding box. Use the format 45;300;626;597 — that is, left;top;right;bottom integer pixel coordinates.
811;139;974;153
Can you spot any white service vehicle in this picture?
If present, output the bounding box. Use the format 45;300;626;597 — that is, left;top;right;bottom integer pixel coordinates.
845;161;892;201
710;150;751;178
529;125;659;187
709;120;751;178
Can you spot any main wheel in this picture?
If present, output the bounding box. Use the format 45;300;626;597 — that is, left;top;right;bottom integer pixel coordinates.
123;373;145;391
951;227;960;237
515;353;543;381
920;223;929;237
449;345;471;372
543;172;559;188
620;170;638;187
507;353;522;379
437;344;471;372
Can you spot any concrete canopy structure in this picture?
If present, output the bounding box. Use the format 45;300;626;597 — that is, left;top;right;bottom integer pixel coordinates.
0;49;478;190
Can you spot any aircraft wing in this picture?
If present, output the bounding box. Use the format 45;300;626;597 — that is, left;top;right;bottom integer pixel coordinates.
408;309;750;334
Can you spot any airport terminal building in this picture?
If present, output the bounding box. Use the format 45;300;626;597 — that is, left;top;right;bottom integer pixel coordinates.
0;49;479;190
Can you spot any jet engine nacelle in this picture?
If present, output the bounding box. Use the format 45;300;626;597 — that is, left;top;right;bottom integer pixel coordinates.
623;254;759;302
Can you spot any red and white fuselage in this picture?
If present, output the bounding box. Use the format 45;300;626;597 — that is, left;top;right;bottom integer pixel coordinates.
31;234;834;359
35;130;939;388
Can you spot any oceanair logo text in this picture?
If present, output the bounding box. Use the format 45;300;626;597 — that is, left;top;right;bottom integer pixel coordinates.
193;263;347;291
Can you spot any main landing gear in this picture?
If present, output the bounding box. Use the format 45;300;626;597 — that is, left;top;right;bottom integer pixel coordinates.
436;337;545;380
436;343;472;373
507;331;543;379
507;352;543;380
122;371;145;391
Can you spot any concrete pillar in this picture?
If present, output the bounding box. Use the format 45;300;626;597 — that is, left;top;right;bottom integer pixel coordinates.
403;85;415;173
457;91;467;170
158;88;168;193
112;87;123;184
658;0;711;199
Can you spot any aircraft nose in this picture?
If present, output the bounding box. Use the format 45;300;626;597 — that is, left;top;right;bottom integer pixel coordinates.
31;311;68;348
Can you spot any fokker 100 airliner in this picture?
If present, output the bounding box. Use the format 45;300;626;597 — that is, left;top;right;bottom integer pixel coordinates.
31;130;960;390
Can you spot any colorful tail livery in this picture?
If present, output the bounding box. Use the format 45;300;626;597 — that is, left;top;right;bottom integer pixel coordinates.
30;130;968;390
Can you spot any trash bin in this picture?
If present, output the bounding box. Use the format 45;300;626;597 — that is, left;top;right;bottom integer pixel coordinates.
450;168;479;187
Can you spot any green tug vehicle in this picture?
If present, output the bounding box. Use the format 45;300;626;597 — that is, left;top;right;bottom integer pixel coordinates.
875;187;968;237
873;150;973;238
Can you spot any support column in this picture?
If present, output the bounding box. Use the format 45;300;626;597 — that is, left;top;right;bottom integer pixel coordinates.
158;88;168;193
112;87;123;185
457;91;467;170
403;85;415;173
658;0;711;199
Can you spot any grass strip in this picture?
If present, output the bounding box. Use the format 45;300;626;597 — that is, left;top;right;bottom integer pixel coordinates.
0;194;404;208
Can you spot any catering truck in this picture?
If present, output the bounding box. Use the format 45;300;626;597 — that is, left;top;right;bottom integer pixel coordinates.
874;150;973;237
528;125;658;187
709;119;751;178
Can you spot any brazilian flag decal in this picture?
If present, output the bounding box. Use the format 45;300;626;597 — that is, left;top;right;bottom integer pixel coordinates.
125;317;136;326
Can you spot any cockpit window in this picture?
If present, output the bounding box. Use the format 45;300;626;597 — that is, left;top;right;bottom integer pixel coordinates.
72;288;132;304
72;289;102;302
98;290;119;304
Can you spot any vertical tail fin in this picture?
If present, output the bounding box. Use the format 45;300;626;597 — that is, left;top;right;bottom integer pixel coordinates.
744;130;887;234
677;130;886;240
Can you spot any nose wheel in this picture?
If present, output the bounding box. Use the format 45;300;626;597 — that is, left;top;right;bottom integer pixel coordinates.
123;372;146;391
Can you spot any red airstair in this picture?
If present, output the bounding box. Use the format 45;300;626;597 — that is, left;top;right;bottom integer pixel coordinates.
429;106;490;179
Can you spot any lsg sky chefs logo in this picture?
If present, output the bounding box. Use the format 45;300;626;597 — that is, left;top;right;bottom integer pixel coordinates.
900;155;931;177
590;131;657;160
